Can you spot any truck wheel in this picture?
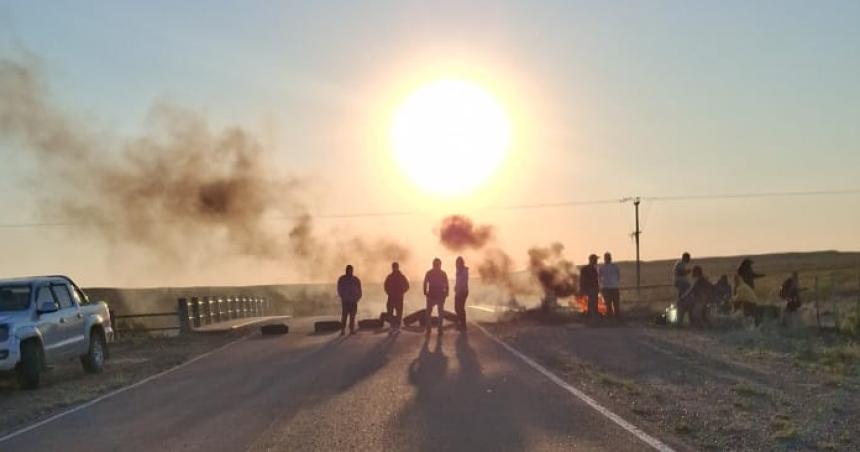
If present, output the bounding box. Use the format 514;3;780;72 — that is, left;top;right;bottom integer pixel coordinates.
81;329;107;374
17;340;42;390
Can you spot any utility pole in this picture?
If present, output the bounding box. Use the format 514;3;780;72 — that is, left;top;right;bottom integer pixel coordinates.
633;197;642;298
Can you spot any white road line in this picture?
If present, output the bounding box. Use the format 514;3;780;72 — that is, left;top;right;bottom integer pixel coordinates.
0;334;250;444
473;322;676;452
466;305;498;313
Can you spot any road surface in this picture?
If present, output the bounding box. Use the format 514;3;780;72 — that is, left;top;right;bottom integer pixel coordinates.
0;318;675;451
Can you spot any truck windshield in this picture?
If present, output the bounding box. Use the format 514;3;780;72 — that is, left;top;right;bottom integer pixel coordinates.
0;285;31;311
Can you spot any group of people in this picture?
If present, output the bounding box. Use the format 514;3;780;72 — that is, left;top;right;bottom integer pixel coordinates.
579;252;622;319
671;252;803;327
336;257;470;336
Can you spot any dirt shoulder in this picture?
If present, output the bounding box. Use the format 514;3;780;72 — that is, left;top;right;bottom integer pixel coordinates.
485;316;860;451
0;331;246;435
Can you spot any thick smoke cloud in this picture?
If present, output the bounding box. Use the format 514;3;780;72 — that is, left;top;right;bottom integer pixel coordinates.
0;57;408;282
527;242;579;298
437;215;494;251
435;214;578;298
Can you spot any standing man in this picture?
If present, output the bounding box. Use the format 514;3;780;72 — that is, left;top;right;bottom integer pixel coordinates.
599;252;621;319
673;252;692;302
423;258;449;335
454;256;469;331
580;254;600;319
337;265;362;335
384;262;410;330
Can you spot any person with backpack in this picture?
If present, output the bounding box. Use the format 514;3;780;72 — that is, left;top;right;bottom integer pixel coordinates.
780;272;802;313
423;258;449;335
384;262;410;330
337;265;362;335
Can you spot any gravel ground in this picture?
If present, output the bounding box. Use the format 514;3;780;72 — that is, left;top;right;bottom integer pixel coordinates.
0;331;245;435
486;315;860;451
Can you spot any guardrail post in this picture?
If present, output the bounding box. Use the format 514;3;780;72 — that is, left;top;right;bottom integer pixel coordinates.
227;297;234;320
178;298;191;334
253;298;259;317
217;298;224;323
242;297;248;318
191;297;201;328
201;297;211;325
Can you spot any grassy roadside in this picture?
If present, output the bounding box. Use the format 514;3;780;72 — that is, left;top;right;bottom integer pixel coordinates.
0;331;246;435
485;315;860;451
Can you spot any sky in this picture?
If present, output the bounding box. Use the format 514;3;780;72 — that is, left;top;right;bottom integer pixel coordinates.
0;1;858;287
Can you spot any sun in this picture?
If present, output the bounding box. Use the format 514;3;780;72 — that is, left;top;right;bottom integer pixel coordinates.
390;79;512;196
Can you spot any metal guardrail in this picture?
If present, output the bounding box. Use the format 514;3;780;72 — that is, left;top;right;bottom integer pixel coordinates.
111;296;269;336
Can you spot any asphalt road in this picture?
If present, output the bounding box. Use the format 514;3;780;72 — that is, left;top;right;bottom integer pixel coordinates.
0;318;665;451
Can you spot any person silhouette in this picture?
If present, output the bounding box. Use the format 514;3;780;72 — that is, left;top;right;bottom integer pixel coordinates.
337;265;362;335
423;258;449;335
454;256;469;331
384;262;410;330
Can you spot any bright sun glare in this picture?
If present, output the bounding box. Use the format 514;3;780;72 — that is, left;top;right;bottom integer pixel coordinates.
391;79;511;196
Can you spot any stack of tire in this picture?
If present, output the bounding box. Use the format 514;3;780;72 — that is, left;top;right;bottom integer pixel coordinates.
314;320;343;333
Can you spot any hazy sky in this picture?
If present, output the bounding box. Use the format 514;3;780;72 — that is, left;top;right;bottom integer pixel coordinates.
1;1;858;286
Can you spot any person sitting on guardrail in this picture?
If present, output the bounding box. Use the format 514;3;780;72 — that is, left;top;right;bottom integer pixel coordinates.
423;258;449;335
384;262;410;330
599;252;621;319
337;265;362;335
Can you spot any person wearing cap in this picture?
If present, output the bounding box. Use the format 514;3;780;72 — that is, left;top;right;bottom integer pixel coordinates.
580;254;600;319
423;258;449;335
337;265;362;335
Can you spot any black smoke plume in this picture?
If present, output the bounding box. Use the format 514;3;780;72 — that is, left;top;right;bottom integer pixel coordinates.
437;214;494;251
0;56;408;282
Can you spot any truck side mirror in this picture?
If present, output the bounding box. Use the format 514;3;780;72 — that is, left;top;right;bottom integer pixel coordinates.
38;301;59;314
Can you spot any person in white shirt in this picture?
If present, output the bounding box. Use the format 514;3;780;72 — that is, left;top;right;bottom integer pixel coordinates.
673;252;692;301
599;252;621;318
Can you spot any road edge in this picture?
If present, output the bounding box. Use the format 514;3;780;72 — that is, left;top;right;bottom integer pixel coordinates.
0;333;251;444
472;322;677;452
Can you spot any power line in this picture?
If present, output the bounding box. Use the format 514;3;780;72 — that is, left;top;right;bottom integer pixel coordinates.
644;188;860;202
0;188;857;229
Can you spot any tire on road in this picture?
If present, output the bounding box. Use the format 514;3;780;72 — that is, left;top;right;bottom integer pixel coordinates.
314;320;343;333
358;319;384;330
81;328;107;374
419;316;442;327
403;309;426;326
261;323;289;335
17;340;42;390
442;310;458;322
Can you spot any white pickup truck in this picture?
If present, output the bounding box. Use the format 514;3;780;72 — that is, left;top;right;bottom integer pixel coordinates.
0;275;113;389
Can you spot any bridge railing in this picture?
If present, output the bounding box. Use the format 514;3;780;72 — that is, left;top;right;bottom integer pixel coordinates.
110;296;269;337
